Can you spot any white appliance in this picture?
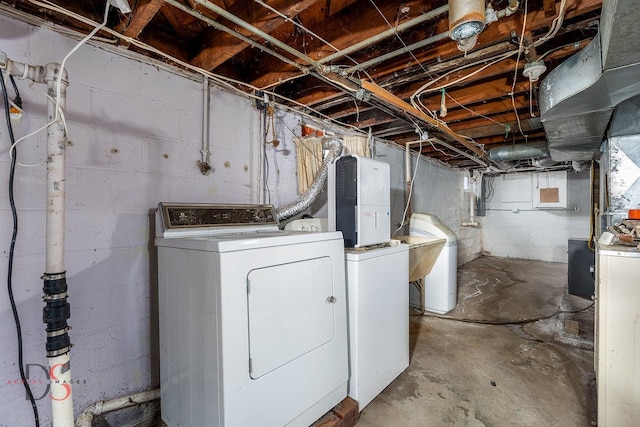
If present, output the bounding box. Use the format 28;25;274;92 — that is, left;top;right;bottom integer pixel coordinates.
409;213;458;314
284;217;328;232
595;243;640;426
155;203;348;427
344;244;409;410
328;155;390;248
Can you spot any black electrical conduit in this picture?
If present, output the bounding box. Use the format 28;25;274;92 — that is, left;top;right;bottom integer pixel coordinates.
1;69;40;426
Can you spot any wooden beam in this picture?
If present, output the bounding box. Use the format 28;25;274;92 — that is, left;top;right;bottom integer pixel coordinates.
117;0;164;39
356;0;601;84
418;78;530;112
160;4;202;40
361;80;486;159
190;0;321;71
327;0;358;16
249;0;429;88
543;0;557;18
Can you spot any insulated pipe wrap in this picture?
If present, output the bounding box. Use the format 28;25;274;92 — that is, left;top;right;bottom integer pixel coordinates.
276;137;343;221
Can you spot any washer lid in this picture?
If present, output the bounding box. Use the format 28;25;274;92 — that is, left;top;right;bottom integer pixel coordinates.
344;243;408;261
155;230;344;252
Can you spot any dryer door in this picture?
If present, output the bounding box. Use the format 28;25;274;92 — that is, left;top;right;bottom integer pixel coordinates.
247;256;335;379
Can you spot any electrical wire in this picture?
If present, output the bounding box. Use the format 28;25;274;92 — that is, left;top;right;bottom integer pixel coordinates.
410;0;568;124
9;0;109;161
510;0;528;139
252;0;374;81
1;69;40;427
533;0;568;48
261;107;271;204
529;79;536;118
417;300;595;326
25;0;368;137
484;175;495;202
412;49;518;99
445;93;507;127
393;138;421;236
588;160;596;251
368;0;429;75
11;83;67;167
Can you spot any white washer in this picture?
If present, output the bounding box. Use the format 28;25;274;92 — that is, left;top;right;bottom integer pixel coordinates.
344;244;409;410
155;203;348;427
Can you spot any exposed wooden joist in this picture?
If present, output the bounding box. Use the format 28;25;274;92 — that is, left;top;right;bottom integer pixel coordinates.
116;0;164;39
190;0;321;71
361;80;486;160
249;0;430;88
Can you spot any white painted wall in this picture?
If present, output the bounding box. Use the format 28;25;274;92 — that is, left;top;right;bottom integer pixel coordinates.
374;142;482;266
481;171;591;262
0;14;305;425
0;11;483;426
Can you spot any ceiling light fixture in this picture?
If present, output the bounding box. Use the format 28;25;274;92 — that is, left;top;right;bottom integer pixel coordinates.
523;60;547;82
448;0;486;51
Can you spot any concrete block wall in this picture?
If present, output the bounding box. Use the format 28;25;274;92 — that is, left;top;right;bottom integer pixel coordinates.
373;142;482;266
0;14;301;425
4;9;598;426
481;171;591;263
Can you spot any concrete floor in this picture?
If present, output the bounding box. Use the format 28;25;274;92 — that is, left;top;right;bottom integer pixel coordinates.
357;256;596;427
145;255;595;427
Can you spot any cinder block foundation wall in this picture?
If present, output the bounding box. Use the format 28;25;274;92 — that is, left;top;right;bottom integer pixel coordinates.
4;9;585;426
481;171;591;262
0;14;306;425
373;142;482;266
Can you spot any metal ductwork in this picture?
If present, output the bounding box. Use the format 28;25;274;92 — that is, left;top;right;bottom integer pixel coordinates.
539;0;640;162
488;141;549;162
488;141;552;169
275;137;343;221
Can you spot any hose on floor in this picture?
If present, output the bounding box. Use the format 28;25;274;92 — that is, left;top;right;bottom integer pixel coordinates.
414;301;595;326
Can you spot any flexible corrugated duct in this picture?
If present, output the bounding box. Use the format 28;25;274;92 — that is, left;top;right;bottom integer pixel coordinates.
276;137;343;221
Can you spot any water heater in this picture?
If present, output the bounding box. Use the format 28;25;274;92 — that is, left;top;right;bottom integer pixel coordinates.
329;155;390;248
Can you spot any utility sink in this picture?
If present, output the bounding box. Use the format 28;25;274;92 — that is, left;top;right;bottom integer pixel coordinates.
396;235;446;282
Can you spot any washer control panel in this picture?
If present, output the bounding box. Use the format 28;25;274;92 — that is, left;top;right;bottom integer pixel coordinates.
159;203;278;230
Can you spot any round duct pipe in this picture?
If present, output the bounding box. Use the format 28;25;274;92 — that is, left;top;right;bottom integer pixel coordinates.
448;0;486;41
572;160;590;172
488;141;550;163
532;156;559;168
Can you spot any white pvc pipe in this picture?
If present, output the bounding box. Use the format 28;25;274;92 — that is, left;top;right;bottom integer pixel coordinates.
44;62;74;427
405;141;412;184
45;63;67;274
75;388;160;427
469;190;475;221
3;56;74;426
49;354;74;426
462;176;479;227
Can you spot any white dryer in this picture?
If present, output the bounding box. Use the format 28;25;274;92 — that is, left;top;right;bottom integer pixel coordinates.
155;203;348;427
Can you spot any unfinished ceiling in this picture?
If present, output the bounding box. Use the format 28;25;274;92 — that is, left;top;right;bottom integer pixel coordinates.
2;0;603;169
